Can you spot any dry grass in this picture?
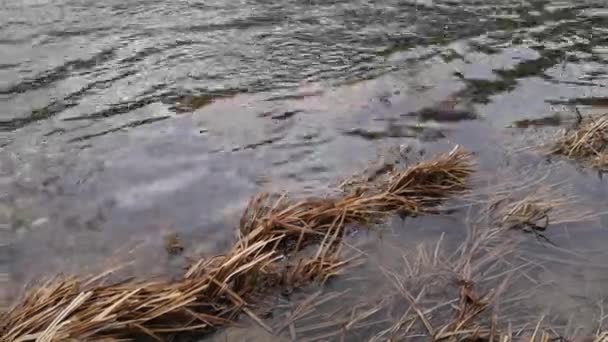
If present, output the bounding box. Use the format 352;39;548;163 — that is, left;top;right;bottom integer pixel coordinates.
266;222;605;342
260;171;608;342
0;239;278;341
256;223;523;341
239;146;473;253
552;113;608;170
0;148;473;341
279;224;526;341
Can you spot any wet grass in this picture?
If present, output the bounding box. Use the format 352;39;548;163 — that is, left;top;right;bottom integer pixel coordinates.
276;228;527;341
547;97;608;107
255;165;606;341
0;148;473;341
551;113;608;171
3;138;608;341
3;2;608;341
261;221;604;340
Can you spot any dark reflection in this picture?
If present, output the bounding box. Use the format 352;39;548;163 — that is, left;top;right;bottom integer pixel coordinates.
402;108;477;122
509;113;564;128
547;97;608;107
344;123;446;141
62;97;161;121
270;110;303;120
401;94;478;122
0;49;116;95
68;116;170;143
264;90;324;102
0;70;138;131
232;136;283;151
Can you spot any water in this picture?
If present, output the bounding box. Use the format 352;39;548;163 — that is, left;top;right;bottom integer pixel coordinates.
2;0;608;338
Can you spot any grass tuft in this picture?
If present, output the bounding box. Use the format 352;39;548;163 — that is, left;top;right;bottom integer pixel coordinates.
552;113;608;170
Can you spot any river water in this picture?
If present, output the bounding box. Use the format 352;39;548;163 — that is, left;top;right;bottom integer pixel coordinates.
1;0;608;338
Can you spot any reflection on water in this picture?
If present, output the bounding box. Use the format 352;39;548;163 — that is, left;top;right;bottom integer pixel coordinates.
2;0;608;337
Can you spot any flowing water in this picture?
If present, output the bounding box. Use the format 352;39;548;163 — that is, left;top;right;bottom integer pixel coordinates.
2;0;608;338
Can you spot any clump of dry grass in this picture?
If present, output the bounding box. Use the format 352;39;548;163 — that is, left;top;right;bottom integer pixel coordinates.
239;147;473;253
0;239;353;341
1;148;473;341
0;239;278;341
552;114;608;170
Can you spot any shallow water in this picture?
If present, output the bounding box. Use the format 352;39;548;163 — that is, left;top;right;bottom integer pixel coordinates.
2;0;608;338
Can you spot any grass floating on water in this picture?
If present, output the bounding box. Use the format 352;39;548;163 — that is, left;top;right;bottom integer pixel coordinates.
0;147;473;341
552;113;608;171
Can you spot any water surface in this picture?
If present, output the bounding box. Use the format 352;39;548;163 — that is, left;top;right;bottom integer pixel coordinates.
2;0;608;337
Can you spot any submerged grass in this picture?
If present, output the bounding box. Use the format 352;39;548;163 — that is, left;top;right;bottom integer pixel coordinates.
0;147;473;341
280;159;608;341
462;160;600;244
552;113;608;170
480;183;597;242
263;205;607;342
261;223;529;341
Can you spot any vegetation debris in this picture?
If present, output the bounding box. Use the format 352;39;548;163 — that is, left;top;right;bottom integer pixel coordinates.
0;147;473;341
552;113;608;171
